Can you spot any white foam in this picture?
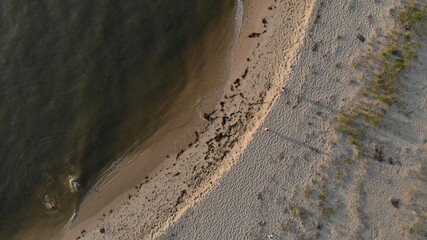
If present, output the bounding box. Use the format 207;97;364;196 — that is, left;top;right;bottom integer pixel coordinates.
234;0;244;36
225;0;244;76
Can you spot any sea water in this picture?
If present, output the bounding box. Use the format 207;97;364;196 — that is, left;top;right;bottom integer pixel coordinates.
0;0;237;238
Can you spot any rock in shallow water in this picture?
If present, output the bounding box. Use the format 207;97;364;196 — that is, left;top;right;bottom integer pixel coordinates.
68;176;81;192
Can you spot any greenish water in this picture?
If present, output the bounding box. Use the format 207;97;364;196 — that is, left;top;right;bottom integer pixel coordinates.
0;0;237;238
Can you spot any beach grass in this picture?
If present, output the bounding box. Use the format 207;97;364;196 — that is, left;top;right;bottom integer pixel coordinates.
335;1;427;150
292;0;427;238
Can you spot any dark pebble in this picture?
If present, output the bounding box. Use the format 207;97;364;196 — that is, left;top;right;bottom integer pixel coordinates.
357;33;366;42
390;198;400;208
314;14;321;24
312;42;319;52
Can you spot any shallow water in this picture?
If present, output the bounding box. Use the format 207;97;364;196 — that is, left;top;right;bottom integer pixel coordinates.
0;0;236;238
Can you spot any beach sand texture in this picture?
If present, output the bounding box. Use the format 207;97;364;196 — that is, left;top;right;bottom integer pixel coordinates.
63;0;427;239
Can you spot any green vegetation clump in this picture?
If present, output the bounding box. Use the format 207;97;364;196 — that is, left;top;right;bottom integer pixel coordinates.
398;2;426;26
318;187;329;202
292;205;313;220
344;157;352;165
304;187;314;198
336;1;427;149
320;206;337;218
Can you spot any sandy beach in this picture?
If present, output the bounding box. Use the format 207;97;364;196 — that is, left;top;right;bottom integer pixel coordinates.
62;0;427;239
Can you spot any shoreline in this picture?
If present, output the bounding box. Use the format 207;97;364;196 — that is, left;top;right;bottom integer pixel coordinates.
62;0;427;239
60;1;248;239
3;2;238;240
62;0;316;238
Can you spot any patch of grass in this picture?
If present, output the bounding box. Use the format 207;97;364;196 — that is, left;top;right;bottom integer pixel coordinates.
415;166;426;181
351;61;361;69
335;171;348;181
335;1;427;152
320;176;328;183
405;220;427;239
335;115;363;147
398;2;426;26
344;157;352;165
381;44;399;57
292;205;313;220
319;187;329;202
320;206;337;218
304;187;314;198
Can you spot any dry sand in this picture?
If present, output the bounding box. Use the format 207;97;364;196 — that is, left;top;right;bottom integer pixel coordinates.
62;0;427;239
